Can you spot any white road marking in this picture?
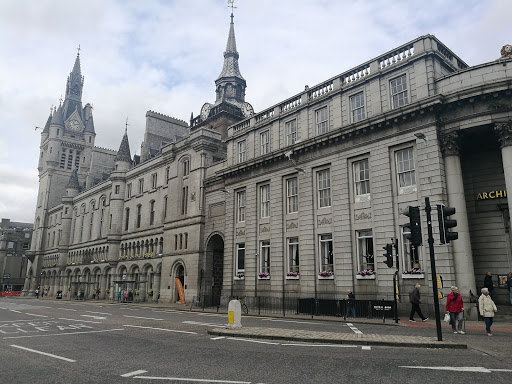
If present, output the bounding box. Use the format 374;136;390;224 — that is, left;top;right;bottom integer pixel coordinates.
197;313;224;317
260;319;318;325
11;344;76;362
3;328;123;339
59;317;103;324
80;315;107;320
85;311;112;315
58;308;78;311
23;313;48;318
210;336;225;340
10;310;22;313
281;343;358;348
183;320;225;327
123;325;197;334
399;366;507;373
362;346;371;350
227;337;279;345
134;376;250;383
346;323;363;334
0;319;42;323
121;370;148;377
490;369;512;372
123;315;163;321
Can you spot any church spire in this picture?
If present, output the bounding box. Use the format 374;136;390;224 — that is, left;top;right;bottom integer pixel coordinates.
62;47;84;121
115;128;132;164
215;7;246;106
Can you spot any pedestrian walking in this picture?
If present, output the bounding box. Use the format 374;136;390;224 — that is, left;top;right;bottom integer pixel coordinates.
409;284;428;322
483;272;495;298
508;272;512;305
117;290;121;302
35;288;40;298
345;290;356;318
479;287;498;336
446;286;465;334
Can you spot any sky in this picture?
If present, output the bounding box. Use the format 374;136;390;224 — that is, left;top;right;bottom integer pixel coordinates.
0;0;510;223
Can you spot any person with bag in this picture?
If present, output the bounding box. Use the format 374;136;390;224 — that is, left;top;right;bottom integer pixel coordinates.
409;284;428;322
479;287;498;336
446;286;465;334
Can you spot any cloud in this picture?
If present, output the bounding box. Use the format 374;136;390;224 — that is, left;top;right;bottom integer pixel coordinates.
0;0;510;223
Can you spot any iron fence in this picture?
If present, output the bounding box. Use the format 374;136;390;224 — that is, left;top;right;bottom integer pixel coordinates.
190;295;396;321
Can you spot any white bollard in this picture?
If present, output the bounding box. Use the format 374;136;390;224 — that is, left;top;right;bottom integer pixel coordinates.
227;300;242;328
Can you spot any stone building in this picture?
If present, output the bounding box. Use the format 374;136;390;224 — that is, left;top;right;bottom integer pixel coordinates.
25;10;512;316
0;218;32;293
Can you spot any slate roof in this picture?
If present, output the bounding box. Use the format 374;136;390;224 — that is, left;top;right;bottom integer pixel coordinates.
115;131;132;162
51;105;64;126
217;13;244;80
66;169;80;190
42;111;52;133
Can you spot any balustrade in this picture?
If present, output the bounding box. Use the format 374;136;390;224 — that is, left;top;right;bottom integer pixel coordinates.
308;81;334;100
378;44;414;69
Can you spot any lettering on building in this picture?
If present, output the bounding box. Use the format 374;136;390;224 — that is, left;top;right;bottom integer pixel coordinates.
476;190;507;200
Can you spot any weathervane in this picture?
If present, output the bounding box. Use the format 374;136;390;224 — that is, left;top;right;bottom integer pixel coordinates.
77;44;80;56
125;117;129;133
227;0;236;13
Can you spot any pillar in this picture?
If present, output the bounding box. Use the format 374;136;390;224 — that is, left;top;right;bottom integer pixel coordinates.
495;121;512;213
440;132;476;295
153;273;161;302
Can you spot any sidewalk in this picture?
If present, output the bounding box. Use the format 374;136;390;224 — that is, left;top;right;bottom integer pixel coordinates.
207;326;467;349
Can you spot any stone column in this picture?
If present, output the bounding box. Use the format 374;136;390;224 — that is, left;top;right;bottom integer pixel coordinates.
153;273;161;302
495;121;512;212
440;132;476;295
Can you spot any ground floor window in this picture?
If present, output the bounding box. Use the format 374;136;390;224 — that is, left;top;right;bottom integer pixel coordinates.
236;243;245;278
319;234;333;275
357;230;374;272
259;240;270;277
287;237;300;276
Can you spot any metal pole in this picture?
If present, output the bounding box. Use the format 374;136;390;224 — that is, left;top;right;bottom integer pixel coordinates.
393;237;399;324
425;197;442;341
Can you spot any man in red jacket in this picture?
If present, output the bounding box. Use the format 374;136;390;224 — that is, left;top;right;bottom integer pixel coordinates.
446;286;465;334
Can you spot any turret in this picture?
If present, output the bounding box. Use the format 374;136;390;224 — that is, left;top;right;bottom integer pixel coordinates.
65;169;80;198
114;129;132;172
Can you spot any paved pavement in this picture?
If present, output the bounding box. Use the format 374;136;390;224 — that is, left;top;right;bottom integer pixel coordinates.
23;296;512;349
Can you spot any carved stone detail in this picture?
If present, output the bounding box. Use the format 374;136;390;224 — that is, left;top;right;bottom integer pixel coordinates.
236;229;245;237
317;217;332;226
500;44;512;59
286;221;298;230
260;226;270;234
494;120;512;148
439;132;459;157
355;212;372;221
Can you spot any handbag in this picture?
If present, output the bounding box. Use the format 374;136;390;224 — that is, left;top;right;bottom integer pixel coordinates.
444;313;451;323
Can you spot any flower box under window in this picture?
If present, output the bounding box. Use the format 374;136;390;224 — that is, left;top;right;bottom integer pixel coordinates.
286;271;299;280
234;273;245;280
318;270;334;279
356;269;375;279
258;272;270;280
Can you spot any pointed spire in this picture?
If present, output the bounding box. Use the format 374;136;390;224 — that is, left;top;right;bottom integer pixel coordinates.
62;47;84;120
42;108;53;133
217;11;244;81
66;169;80;190
115;130;132;163
51;105;64;126
83;103;95;134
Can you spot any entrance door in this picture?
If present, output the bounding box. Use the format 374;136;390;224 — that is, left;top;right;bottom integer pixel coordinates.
176;265;184;302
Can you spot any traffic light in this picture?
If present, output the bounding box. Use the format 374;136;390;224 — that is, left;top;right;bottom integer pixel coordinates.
403;206;422;247
383;244;393;268
437;205;458;244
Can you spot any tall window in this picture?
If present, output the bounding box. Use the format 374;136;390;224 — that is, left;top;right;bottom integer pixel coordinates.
236;243;245;277
181;186;188;215
124;209;130;231
260;184;270;218
67;150;73;170
317;169;331;208
260;130;270;155
353;159;370;201
350;92;365;122
238;140;246;163
287;237;300;275
391;74;408;108
165;166;170;181
151;173;158;189
402;226;420;270
286;119;297;146
136;204;141;228
149;201;155;225
396;147;416;191
115;185;120;194
357;230;374;272
260;240;270;275
138;178;144;194
127;183;132;198
89;206;94;240
183;159;190;176
236;190;246;222
164;196;168;218
99;199;105;237
316;107;328;135
319;234;333;272
287;177;298;214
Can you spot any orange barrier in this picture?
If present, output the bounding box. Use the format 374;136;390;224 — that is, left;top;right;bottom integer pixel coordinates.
0;291;22;297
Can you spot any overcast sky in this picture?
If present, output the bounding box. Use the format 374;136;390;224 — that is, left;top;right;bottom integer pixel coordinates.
0;0;510;223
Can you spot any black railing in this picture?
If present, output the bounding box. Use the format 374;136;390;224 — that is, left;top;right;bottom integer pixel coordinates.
190;295;396;321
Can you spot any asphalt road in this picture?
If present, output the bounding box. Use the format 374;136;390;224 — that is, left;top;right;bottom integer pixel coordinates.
0;297;510;384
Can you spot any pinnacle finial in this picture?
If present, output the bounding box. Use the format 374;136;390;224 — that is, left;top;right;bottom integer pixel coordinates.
125;117;129;134
77;44;81;56
228;0;236;20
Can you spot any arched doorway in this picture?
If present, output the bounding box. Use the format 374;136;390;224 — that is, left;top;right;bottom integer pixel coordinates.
175;264;185;303
205;234;224;305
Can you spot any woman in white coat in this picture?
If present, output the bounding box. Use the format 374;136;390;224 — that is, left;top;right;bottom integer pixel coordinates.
479;287;498;336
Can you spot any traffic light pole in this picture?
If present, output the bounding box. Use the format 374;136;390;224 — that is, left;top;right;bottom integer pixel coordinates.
392;238;399;324
425;197;443;341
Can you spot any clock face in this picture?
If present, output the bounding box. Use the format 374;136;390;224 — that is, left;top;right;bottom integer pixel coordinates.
201;103;211;120
241;102;254;118
68;119;81;132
